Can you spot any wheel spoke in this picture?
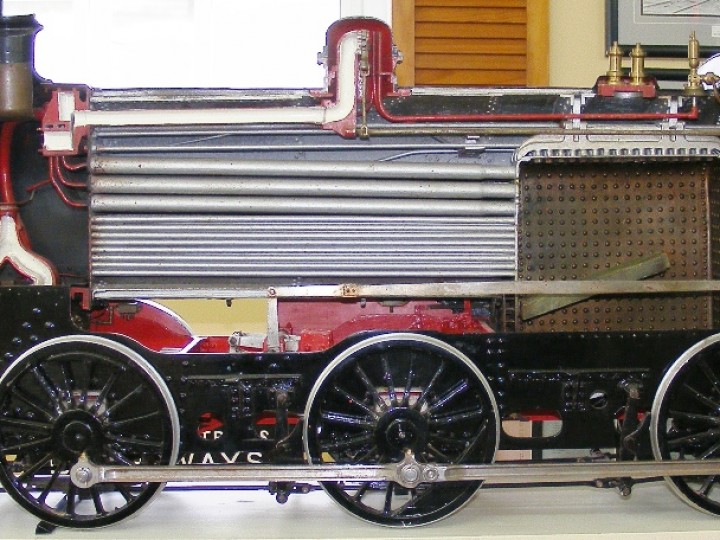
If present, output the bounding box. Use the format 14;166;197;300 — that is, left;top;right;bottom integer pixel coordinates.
353;444;380;464
351;481;371;502
37;463;64;505
79;359;96;410
9;386;55;421
666;428;720;450
669;410;720;427
698;359;720;397
320;410;375;429
17;451;54;483
354;364;387;412
105;444;136;466
108;410;161;429
1;436;53;454
115;483;138;503
0;416;53;433
683;383;720;412
429;406;485;427
32;366;64;414
103;384;145;418
65;483;78;516
414;361;445;411
333;385;378;419
429;431;471;446
383;482;394;515
106;435;165;450
700;440;720;460
320;433;374;453
60;360;78;409
699;476;719;496
426;379;469;415
381;354;396;406
457;420;488;463
402;353;415;407
90;486;107;516
90;369;121;415
425;442;451;461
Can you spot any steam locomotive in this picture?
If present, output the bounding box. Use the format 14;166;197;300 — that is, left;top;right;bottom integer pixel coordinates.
3;13;720;530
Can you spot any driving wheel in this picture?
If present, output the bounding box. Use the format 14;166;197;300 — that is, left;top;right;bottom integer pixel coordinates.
0;335;180;528
651;333;720;514
304;333;499;526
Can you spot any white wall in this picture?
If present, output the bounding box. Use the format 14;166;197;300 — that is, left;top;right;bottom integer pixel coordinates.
4;0;390;88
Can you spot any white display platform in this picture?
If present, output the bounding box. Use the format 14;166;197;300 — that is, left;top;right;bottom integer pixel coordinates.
2;482;720;539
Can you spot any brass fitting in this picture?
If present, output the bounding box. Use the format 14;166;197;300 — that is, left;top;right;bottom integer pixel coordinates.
606;42;624;84
629;43;646;85
684;32;706;96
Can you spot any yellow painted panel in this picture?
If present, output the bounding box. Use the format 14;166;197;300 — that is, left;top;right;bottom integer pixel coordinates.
157;298;267;336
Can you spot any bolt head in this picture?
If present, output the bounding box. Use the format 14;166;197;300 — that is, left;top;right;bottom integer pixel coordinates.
400;465;420;484
75;466;92;486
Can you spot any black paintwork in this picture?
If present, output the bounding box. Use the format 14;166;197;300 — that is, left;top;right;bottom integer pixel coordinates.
0;286;712;462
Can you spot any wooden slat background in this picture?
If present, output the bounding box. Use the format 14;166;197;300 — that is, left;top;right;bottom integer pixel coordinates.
393;0;548;87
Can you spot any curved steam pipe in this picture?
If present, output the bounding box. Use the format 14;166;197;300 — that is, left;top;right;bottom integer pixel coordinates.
0;121;57;285
72;32;361;128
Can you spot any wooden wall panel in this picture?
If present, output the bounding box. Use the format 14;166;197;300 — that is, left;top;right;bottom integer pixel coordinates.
416;23;527;39
392;0;416;86
393;0;548;87
526;0;549;86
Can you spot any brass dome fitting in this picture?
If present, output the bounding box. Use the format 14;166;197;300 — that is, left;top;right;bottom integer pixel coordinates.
630;43;646;85
684;32;707;97
606;42;624;84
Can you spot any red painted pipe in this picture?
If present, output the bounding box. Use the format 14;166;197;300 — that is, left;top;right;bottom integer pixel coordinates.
0;122;17;205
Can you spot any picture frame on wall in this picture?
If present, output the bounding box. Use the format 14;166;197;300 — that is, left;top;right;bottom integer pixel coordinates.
606;0;720;57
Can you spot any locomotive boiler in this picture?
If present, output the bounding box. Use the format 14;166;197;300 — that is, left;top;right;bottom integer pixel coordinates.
3;13;720;531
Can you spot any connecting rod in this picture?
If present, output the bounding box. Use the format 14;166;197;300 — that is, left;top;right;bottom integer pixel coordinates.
70;452;720;491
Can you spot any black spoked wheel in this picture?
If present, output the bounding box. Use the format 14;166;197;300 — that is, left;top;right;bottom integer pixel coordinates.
304;333;499;526
651;334;720;514
0;335;180;528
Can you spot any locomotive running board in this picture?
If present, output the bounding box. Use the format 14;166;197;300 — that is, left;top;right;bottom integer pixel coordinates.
70;452;720;490
94;279;720;301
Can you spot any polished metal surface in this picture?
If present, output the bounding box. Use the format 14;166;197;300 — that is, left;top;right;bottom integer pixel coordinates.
91;175;515;200
70;453;720;490
90;195;514;216
89;156;516;180
516;133;720;161
88;128;518;296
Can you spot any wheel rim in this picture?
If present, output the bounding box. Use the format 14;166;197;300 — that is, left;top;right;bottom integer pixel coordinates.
0;335;180;528
304;333;499;526
651;333;720;514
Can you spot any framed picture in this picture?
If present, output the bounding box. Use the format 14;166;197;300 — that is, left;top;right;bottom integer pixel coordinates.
607;0;720;57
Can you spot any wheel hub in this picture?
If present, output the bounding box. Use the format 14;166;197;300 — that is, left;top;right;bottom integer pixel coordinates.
53;410;104;459
61;421;93;452
376;408;428;456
